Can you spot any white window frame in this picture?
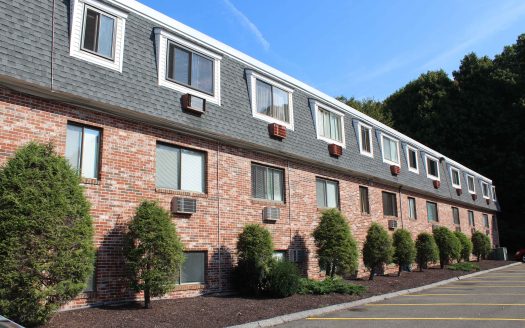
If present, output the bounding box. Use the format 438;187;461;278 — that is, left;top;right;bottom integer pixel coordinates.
69;0;127;72
155;28;222;105
481;181;490;199
450;166;461;189
466;174;476;194
380;133;401;166
491;186;497;201
406;145;419;174
424;154;440;181
247;70;294;130
357;122;373;157
310;100;345;147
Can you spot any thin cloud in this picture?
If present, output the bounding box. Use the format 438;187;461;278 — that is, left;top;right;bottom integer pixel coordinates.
222;0;270;51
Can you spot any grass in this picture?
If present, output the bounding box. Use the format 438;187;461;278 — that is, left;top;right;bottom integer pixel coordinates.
447;262;480;272
298;276;367;295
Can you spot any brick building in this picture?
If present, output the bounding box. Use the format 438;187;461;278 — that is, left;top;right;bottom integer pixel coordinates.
0;0;499;309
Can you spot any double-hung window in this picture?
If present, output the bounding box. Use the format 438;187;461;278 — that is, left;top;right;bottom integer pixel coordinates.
408;197;417;219
426;201;438;222
357;122;373;157
452;207;460;225
481;181;490;199
381;134;400;166
359;186;370;214
316;178;339;209
466;174;476;194
406;146;419;173
382;192;398;217
66;123;101;180
70;0;127;71
468;210;475;226
178;252;205;284
482;214;489;228
156;143;206;193
167;42;214;95
425;154;440;180
450;167;461;189
317;107;343;143
251;164;285;202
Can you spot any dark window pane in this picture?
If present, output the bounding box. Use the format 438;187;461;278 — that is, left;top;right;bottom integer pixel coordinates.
359;186;370;214
409;149;417;169
382;192;397;216
172;46;190;85
453;207;460;225
191;53;213;94
83;9;99;52
256;80;272;116
180;252;205;284
428;158;438;177
361;127;371;153
427;202;438;222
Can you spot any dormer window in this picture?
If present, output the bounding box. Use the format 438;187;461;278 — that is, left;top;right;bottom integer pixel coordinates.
424;154;440;180
406;145;419;173
380;134;400;166
70;0;127;71
167;43;214;95
309;100;345;147
357;122;373;157
450;166;461;189
466;174;476;194
481;181;490;199
491;186;497;201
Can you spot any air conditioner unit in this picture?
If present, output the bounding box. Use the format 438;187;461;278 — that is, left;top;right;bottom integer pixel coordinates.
262;207;280;222
171;197;197;214
181;93;206;114
388;220;397;230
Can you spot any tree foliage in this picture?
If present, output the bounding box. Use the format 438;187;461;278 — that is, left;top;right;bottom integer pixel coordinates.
362;223;393;280
337;96;393;127
471;231;491;262
454;231;473;262
0;143;95;326
433;227;461;268
312;209;359;277
125;200;184;308
415;233;439;271
392;229;416;276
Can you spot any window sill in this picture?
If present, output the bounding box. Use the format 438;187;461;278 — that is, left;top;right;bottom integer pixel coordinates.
81;178;100;185
251;198;286;207
155;188;208;198
175;283;205;291
383;215;399;219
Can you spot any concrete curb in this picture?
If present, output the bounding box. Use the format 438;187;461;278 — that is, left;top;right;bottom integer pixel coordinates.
227;262;522;328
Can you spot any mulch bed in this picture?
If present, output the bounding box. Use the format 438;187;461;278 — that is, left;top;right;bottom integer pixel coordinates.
43;260;515;328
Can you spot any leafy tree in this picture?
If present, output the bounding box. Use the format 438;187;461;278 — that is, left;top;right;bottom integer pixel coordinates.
415;233;439;271
312;209;359;277
125;201;184;309
337;96;393;126
362;223;393;280
433;227;461;268
471;231;488;262
0;143;95;326
392;229;416;276
454;231;473;262
482;234;492;260
233;224;274;295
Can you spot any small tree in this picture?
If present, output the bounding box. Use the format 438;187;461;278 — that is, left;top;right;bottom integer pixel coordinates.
125;201;184;309
433;227;461;268
482;234;492;260
454;231;473;262
415;233;439;271
312;209;359;277
362;223;393;280
392;229;416;276
233;224;274;295
471;231;486;262
0;143;95;326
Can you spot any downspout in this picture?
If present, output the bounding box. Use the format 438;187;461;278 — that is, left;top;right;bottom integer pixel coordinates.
398;185;404;229
216;142;221;292
51;0;56;91
287;160;292;248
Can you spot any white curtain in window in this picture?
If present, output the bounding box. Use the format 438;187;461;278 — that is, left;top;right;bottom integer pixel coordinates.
81;128;100;179
98;14;114;58
316;179;325;207
180;149;205;193
329;113;341;142
272;87;289;123
191;53;213;94
156;144;180;190
326;181;338;208
65;125;82;173
256;80;272;116
384;137;398;163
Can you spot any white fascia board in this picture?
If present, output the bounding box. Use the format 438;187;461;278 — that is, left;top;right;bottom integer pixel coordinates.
101;0;492;183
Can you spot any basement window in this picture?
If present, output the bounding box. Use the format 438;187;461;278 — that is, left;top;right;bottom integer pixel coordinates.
178;252;206;284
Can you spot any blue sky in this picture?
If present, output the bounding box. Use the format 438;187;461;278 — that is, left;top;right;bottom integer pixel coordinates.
141;0;525;100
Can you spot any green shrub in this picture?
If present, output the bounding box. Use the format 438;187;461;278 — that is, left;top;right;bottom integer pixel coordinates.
392;229;416;276
233;224;274;295
472;231;491;261
482;234;492;260
362;223;393;280
433;227;461;268
312;209;359;277
0;143;95;326
415;233;439;271
267;260;301;298
298;277;366;295
454;231;473;262
447;262;480;272
125;201;184;308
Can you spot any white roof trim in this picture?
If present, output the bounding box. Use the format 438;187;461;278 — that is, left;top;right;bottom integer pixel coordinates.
101;0;491;183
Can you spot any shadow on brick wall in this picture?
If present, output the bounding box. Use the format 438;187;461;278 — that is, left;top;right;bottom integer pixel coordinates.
289;232;309;276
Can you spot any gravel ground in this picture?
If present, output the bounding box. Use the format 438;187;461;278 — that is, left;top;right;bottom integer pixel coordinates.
43;260;515;328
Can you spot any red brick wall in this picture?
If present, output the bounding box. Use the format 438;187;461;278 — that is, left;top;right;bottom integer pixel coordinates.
0;87;498;310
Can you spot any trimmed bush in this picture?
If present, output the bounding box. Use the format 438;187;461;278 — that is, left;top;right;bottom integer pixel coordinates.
125;201;184;309
0;143;95;326
454;231;473;262
433;227;461;268
298;277;366;295
362;223;393;280
472;231;491;261
415;233;439;271
233;224;274;295
447;262;480;272
392;229;416;276
267;260;301;298
313;209;359;277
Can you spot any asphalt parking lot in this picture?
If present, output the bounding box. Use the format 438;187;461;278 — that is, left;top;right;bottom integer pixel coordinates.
279;263;525;328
